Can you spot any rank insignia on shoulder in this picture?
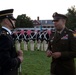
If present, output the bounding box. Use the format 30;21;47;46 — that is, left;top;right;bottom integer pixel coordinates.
73;33;76;37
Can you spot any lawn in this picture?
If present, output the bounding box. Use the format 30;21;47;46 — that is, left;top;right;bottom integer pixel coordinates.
21;50;51;75
20;50;76;75
16;41;76;75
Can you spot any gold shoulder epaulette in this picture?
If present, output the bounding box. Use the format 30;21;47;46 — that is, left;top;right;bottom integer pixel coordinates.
73;33;76;37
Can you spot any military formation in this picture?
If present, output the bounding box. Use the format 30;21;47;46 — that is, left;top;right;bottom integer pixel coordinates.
12;29;53;51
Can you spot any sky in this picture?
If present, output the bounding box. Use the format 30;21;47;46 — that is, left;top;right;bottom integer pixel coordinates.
0;0;76;20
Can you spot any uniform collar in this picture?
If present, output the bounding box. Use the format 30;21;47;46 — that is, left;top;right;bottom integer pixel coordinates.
2;26;12;35
56;27;65;34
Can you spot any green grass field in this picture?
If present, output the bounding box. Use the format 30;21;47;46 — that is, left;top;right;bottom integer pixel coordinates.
20;50;76;75
16;42;76;75
21;51;51;75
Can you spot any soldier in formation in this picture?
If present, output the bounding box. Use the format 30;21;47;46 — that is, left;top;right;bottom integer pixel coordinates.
12;29;52;51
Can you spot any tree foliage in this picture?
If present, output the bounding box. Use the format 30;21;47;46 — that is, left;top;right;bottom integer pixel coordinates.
66;6;76;30
15;14;34;28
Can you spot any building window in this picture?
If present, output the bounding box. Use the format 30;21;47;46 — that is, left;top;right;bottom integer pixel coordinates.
45;20;47;24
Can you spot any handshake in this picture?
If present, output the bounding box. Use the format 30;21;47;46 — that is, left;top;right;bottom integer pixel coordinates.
46;50;61;59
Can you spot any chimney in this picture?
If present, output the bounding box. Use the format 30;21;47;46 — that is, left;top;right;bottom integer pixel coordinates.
37;16;39;21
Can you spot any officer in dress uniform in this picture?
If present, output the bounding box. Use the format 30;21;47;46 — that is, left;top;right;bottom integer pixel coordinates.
0;9;23;75
46;12;76;75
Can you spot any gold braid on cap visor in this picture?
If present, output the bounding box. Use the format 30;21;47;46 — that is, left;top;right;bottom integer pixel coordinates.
0;13;12;17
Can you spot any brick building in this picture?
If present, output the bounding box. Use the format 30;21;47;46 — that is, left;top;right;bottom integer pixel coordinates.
33;17;54;30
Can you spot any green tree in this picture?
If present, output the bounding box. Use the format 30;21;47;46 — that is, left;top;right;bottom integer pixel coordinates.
15;14;33;28
66;6;76;30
